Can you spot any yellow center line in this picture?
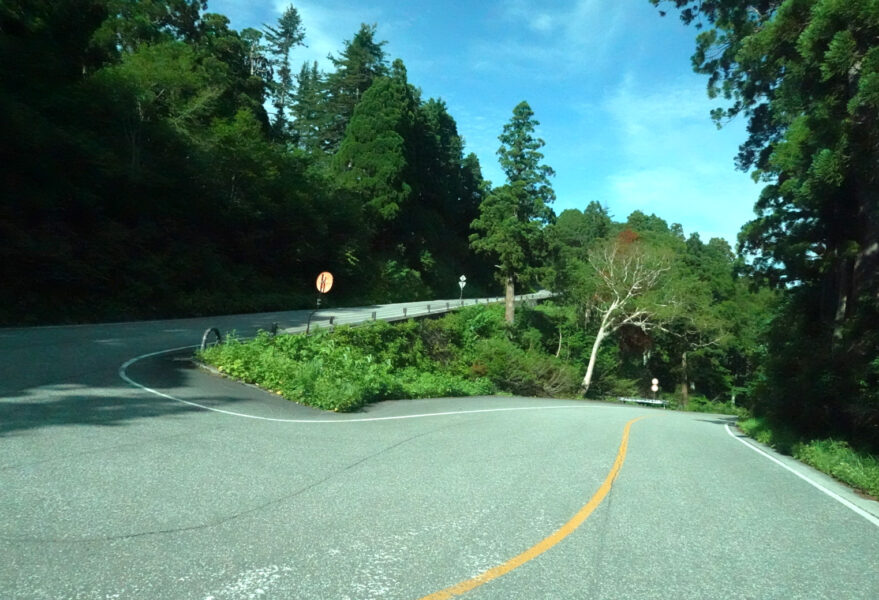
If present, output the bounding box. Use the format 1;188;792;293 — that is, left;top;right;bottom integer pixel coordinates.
418;416;646;600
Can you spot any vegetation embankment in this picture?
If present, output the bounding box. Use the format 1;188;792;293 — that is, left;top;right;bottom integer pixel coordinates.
739;417;879;499
198;304;580;412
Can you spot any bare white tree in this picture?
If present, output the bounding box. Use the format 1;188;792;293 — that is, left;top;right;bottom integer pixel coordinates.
580;238;671;394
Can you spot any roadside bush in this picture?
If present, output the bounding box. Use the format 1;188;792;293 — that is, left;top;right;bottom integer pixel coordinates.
674;394;748;417
198;304;581;412
396;368;495;398
738;416;879;498
471;337;579;397
795;439;879;498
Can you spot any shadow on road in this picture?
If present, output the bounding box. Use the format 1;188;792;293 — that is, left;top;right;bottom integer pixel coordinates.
695;416;738;426
0;351;261;436
0;389;207;437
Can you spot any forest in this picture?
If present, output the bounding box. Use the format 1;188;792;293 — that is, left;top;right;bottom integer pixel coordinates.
2;1;877;459
1;1;495;322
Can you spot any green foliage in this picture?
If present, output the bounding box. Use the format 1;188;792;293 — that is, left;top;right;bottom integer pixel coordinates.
333;75;417;222
197;304;590;412
739;417;879;498
470;338;579;397
738;417;802;455
671;394;748;417
199;314;507;412
201;328;471;412
795;439;879;499
322;23;389;153
654;0;879;454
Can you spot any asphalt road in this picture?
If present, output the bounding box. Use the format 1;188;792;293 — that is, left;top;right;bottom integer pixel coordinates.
2;301;878;599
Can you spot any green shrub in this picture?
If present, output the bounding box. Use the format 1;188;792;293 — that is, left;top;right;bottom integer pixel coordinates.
471;337;579;397
737;417;879;498
198;304;577;412
794;439;879;498
675;395;748;417
396;368;495;398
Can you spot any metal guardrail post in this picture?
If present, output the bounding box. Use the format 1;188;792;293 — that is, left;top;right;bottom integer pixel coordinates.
371;311;377;320
403;307;407;317
427;304;431;313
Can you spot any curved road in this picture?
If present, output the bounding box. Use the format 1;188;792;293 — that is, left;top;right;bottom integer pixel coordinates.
1;302;878;599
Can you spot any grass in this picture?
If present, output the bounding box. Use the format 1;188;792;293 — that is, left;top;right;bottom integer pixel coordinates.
738;416;879;499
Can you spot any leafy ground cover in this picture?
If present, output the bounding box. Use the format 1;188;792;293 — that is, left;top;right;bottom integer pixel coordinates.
197;305;580;412
739;417;879;499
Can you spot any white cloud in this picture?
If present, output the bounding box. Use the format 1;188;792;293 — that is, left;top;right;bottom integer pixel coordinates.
602;73;723;160
605;166;757;244
596;75;758;244
531;13;555;33
471;0;626;79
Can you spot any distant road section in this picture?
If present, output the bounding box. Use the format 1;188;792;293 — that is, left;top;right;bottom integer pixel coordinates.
287;290;553;333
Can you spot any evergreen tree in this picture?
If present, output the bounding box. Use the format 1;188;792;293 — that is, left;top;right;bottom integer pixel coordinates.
263;4;305;138
92;0;208;55
322;23;388;153
471;101;555;323
290;61;326;152
240;27;270;79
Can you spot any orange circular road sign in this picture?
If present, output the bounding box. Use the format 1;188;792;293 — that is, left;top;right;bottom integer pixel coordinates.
316;271;334;294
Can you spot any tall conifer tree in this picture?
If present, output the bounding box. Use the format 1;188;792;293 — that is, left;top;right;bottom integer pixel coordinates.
471;101;555;323
264;4;305;138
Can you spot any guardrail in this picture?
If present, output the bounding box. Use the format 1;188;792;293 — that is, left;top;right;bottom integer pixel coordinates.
283;290;553;334
618;396;667;408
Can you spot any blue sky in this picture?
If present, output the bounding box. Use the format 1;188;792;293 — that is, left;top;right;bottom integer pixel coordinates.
209;0;760;246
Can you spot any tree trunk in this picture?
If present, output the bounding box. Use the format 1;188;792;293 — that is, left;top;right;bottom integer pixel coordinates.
504;275;515;324
681;351;689;408
581;327;606;395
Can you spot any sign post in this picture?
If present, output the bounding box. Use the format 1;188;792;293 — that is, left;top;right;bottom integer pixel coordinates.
307;271;334;335
458;275;466;302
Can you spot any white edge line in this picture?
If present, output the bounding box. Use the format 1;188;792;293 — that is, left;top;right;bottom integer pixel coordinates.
724;424;879;528
119;345;612;424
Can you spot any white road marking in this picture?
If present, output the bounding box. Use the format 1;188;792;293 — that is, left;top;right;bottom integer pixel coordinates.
724;424;879;528
118;346;611;424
